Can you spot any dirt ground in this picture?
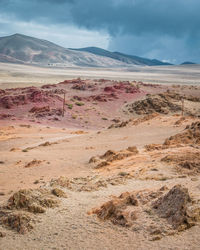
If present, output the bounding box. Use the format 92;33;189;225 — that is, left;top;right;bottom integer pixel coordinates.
0;63;200;250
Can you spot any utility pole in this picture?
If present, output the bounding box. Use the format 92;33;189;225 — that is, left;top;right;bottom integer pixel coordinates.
62;93;66;117
181;97;184;117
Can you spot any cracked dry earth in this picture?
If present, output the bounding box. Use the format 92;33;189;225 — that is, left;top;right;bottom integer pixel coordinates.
0;114;200;249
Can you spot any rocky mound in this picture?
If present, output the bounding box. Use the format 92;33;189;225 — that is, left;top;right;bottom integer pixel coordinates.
0;211;34;234
6;189;59;213
108;120;130;129
144;121;200;151
152;185;193;230
29;105;50;114
89;147;139;169
108;113;158;129
0;113;13;119
161;151;200;174
24;159;42;168
71;81;97;91
0;188;66;234
144;144;164;151
92;192;138;227
0;89;63;109
174;116;186;126
91;185;200;239
72;92;119;103
125;92;183;115
164;122;200;146
51;176;107;192
126;91;200;116
50;173;135;192
104;81;140;94
29;106;63;118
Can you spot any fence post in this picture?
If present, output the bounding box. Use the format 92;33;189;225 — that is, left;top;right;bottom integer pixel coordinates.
62;93;66;117
181;98;184;117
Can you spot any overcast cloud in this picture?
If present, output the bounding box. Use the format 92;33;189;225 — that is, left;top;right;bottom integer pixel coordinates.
0;0;199;63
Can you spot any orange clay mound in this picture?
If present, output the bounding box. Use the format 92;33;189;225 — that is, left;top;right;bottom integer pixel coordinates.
91;192;138;227
89;147;139;169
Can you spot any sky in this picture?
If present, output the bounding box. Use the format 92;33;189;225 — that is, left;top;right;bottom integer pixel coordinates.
0;0;199;64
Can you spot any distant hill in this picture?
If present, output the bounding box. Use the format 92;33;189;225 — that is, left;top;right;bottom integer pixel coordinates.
0;34;131;67
72;47;172;66
181;61;196;65
0;33;171;67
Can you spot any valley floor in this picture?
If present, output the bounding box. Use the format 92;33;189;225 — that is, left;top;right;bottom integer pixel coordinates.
0;65;200;250
0;62;200;89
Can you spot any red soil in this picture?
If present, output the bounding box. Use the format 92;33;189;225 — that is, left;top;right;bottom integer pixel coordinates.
0;79;164;128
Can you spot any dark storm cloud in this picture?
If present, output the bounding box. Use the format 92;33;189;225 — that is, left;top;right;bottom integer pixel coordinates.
1;0;199;36
0;0;199;63
0;0;73;23
71;0;200;38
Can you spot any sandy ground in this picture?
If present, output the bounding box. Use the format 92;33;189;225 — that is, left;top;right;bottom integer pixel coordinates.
0;116;184;195
0;115;200;250
0;64;200;250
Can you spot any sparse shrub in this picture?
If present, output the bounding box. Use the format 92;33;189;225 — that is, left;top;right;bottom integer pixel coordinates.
67;104;73;109
72;114;77;119
118;172;129;177
22;149;28;152
75;102;85;106
136;84;140;89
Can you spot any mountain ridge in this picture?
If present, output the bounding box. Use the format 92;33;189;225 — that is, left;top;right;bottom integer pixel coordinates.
0;33;172;67
72;46;172;66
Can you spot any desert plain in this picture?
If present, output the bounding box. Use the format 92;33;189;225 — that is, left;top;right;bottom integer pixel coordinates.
0;63;200;250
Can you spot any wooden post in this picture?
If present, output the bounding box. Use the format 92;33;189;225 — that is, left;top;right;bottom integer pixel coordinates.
181;98;184;117
62;93;65;117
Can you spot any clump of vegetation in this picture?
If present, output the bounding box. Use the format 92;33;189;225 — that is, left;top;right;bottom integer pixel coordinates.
102;117;108;120
136;84;140;89
67;104;73;109
22;149;28;152
72;114;77;119
75;102;85;106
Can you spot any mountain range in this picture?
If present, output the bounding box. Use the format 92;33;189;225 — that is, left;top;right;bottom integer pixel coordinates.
0;33;172;67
